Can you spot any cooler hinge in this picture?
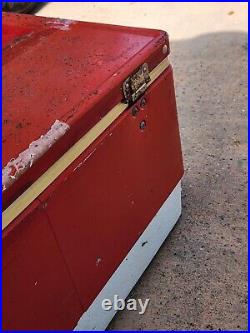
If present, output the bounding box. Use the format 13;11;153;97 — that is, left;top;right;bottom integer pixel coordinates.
122;63;151;104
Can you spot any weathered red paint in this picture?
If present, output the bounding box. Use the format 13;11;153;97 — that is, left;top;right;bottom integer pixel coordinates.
39;68;183;313
2;13;183;330
2;12;169;209
3;199;83;330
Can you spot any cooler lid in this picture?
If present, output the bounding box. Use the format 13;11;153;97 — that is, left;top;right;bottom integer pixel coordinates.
2;13;169;209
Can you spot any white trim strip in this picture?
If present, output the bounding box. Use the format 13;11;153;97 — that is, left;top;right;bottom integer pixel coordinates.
74;180;182;331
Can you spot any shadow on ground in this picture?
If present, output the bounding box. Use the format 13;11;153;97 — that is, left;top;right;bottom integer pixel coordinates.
108;31;248;331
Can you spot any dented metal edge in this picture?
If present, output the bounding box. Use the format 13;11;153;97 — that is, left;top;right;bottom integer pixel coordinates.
2;57;170;230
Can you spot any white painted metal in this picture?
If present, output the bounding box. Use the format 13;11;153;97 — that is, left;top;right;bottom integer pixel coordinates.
74;180;182;331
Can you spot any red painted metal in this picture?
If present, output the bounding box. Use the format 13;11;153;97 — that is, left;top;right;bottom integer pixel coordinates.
39;67;183;313
2;13;183;331
2;13;169;209
3;200;83;330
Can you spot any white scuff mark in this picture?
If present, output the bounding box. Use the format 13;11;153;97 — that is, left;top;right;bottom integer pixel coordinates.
46;18;75;31
2;120;70;192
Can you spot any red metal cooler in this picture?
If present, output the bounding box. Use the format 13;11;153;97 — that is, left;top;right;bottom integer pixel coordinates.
2;13;184;330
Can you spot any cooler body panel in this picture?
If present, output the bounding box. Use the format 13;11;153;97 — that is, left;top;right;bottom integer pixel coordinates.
2;201;83;330
2;13;183;331
39;65;183;314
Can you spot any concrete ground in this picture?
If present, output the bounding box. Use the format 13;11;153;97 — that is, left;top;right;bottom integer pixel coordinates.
38;3;248;330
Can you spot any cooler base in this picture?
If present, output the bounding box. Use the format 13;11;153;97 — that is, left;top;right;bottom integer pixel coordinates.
74;180;182;331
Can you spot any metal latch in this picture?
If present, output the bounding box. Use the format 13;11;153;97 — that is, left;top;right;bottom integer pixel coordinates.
122;63;151;104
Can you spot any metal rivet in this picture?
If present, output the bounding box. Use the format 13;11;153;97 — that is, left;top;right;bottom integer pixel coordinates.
140;120;146;130
140;97;147;108
162;44;168;55
132;106;139;117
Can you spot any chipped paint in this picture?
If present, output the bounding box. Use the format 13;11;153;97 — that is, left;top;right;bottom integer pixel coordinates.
96;257;102;266
46;18;75;31
2;120;70;192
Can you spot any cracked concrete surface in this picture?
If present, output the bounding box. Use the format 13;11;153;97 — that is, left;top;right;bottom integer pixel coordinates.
39;2;248;330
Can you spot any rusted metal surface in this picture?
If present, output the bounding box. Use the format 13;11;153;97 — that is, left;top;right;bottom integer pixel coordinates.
122;63;150;104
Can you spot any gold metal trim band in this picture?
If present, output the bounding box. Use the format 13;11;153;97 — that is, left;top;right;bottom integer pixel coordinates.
2;57;170;230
